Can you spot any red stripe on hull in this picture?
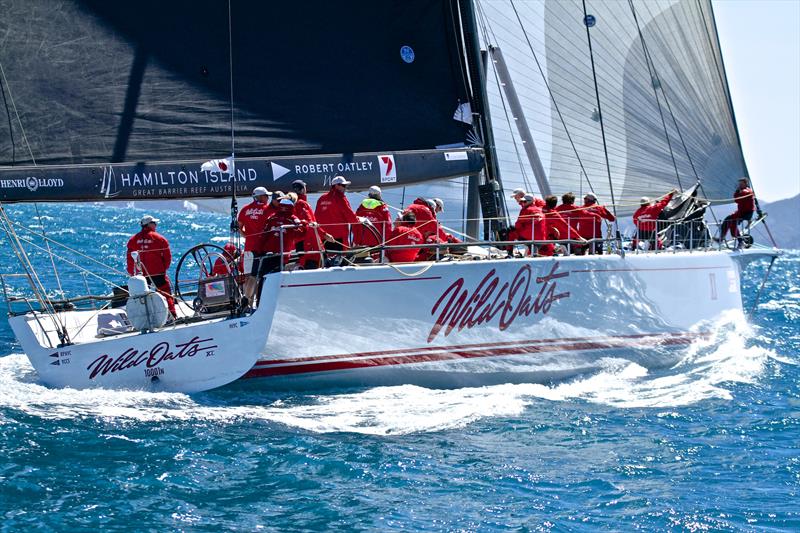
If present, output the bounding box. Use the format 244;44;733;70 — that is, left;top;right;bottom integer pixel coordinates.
243;334;700;379
252;332;707;368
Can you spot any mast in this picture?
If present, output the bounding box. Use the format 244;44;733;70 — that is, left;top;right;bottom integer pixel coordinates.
459;0;509;238
489;45;552;198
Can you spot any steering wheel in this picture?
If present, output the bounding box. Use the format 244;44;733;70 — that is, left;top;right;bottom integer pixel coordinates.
175;243;242;310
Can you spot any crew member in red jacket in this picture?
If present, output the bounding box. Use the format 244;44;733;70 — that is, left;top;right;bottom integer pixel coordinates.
719;178;757;242
514;194;549;256
354;185;392;248
315;175;360;251
212;242;243;277
431;198;462;244
387;212;424;263
543;195;583;254
577;192;615;254
291;179;331;269
633;189;676;250
554;192;581;252
126;215;176;317
402;197;438;239
237;186;272;303
247;197;306;303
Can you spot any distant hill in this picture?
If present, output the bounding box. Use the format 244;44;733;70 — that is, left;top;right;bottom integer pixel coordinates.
756;194;800;249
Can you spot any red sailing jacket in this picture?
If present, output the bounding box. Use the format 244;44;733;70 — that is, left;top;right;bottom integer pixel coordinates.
514;204;546;241
543;207;580;241
126;227;172;276
734;186;755;214
237;200;271;252
261;212;306;263
315;187;359;244
387;225;424;263
354;198;392;247
634;193;673;232
403;198;437;238
212;243;244;276
294;193;328;266
576;203;615;239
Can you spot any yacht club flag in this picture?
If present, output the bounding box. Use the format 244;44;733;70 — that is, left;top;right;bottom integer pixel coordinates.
201;157;234;174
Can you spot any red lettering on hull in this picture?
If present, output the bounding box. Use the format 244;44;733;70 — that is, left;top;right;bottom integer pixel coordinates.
428;263;570;342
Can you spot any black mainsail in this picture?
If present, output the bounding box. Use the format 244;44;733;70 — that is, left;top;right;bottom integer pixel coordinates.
0;0;485;202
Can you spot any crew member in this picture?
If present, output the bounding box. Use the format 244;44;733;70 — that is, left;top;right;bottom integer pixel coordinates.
514;194;548;256
315;175;360;252
555;193;579;250
403;197;438;239
543;195;583;254
354;185;392;248
509;188;527;206
237;186;271;304
126;215;176;317
431;198;461;244
387;212;424;263
291;179;332;269
260;197;306;276
212;242;243;277
577;192;615;254
510;188;545;208
719;178;757;243
633;189;676;250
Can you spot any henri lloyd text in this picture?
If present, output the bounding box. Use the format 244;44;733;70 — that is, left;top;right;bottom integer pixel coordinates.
86;336;218;379
428;263;570;342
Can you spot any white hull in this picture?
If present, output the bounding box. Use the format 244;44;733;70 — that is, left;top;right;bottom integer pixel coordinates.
10;276;281;392
243;249;774;389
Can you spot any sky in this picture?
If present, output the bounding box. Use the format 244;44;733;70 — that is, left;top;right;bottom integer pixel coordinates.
713;0;800;202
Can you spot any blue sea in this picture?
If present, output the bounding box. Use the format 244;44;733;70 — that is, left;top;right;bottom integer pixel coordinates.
1;203;798;531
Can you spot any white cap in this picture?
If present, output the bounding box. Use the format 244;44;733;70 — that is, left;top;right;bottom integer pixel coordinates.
640;196;650;205
522;193;535;203
140;214;160;226
331;175;351;186
425;199;437;211
584;192;597;202
253;186;270;197
510;188;525;198
368;185;382;197
433;198;444;211
279;197;294;206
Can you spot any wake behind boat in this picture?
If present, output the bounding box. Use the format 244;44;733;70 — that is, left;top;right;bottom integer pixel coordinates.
0;1;780;392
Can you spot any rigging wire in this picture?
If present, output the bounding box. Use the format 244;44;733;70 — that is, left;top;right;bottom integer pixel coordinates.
481;1;731;199
580;0;619;233
627;0;683;191
508;0;597;197
0;68;14;165
0;204;68;344
475;0;534;195
226;0;242;254
34;203;65;298
0;60;69;301
628;0;719;226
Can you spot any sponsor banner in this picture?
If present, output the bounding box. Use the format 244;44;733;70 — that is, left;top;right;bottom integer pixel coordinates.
0;150;484;202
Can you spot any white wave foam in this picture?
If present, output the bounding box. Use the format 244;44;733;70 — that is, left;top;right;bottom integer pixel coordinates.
0;311;786;433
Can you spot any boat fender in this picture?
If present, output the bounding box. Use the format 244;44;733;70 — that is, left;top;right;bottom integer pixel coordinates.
125;276;169;330
127;275;150;297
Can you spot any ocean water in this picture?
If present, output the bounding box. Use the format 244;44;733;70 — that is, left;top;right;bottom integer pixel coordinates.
0;204;798;531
